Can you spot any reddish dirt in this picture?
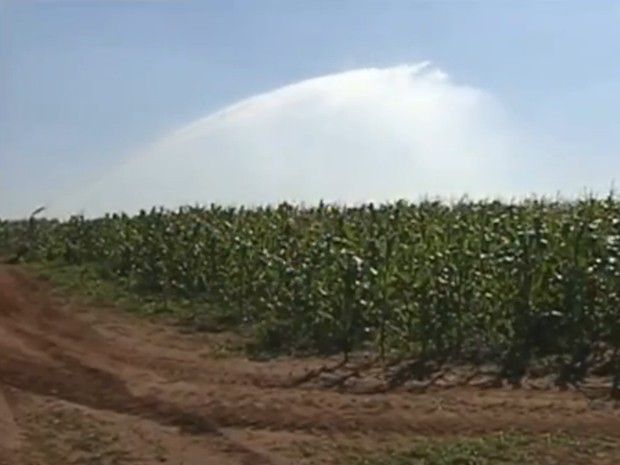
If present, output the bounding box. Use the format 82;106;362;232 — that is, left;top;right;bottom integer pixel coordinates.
0;266;619;464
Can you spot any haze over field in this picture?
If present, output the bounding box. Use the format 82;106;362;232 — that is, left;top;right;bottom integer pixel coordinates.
56;63;530;216
2;1;619;218
51;64;609;217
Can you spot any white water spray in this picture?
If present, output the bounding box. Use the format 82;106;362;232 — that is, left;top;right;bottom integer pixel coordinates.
55;64;555;216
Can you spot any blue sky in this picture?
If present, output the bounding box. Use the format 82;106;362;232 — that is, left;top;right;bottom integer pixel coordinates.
2;1;620;217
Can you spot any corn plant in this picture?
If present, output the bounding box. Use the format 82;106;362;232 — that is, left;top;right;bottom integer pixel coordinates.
2;196;619;386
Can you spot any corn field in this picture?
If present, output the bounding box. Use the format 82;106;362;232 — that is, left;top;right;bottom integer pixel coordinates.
2;199;620;386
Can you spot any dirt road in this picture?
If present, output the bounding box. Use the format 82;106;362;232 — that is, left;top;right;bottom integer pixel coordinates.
0;266;619;464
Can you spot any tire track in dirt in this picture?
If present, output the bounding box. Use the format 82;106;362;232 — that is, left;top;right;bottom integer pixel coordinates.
0;268;278;465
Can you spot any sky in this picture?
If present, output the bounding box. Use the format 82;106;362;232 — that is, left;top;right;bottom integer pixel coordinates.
1;0;620;217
